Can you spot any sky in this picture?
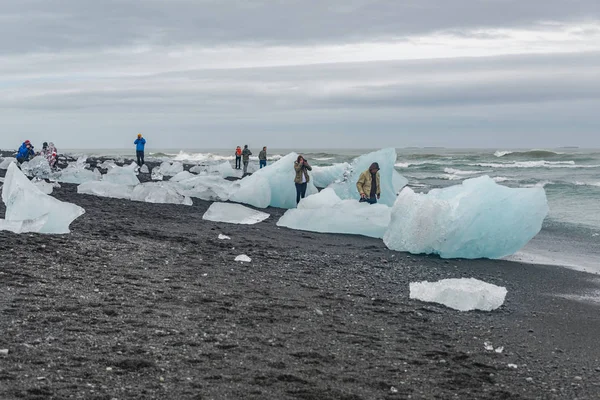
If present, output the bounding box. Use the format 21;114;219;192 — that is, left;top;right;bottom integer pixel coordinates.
1;0;599;150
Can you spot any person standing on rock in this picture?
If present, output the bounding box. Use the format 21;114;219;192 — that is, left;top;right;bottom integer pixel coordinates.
235;146;242;169
259;146;267;169
294;155;312;205
242;145;252;175
357;162;381;204
134;133;146;166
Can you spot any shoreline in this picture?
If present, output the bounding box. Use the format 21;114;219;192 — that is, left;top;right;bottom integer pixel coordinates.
1;161;600;398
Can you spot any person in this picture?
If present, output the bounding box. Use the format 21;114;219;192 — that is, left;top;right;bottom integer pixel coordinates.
134;133;146;166
356;162;381;204
47;142;58;169
294;155;312;205
40;142;49;156
259;146;267;169
235;146;242;169
16;140;35;163
242;145;252;175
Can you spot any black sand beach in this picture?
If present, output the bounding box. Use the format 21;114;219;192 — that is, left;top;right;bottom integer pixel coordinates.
1;159;600;399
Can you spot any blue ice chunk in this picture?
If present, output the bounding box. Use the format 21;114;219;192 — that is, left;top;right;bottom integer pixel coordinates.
383;176;549;259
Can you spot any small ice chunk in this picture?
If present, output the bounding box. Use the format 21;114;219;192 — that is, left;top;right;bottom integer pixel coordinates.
54;162;101;184
32;178;54;195
170;171;196;182
99;160;117;169
329;148;408;206
384;176;548;259
508;364;518;369
218;234;231;240
21;156;52;178
276;188;391;238
409;278;507;311
102;165;140;186
140;164;149;174
2;163;85;233
77;181;135;200
203;203;270;225
131;182;192;205
158;161;184;176
495;346;504;354
235;254;252;263
484;342;494;351
177;176;233;202
151;167;164;181
190;161;236;178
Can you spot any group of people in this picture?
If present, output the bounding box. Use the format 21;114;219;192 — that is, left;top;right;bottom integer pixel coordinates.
234;145;268;175
16;140;58;168
293;156;381;206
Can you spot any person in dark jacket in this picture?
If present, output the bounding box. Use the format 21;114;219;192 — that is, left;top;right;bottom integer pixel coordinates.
134;133;147;166
259;146;267;169
16;140;35;163
242;145;252;175
294;155;312;205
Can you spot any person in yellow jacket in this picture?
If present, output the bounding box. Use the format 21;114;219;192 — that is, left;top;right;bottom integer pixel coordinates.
356;162;381;204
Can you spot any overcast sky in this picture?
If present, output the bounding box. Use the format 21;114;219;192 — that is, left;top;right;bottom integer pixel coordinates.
1;0;599;150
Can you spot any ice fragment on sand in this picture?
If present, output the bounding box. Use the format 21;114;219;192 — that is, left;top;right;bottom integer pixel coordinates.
77;181;135;200
508;364;518;369
409;278;507;311
21;156;52;178
170;171;196;182
102;164;140;186
309;162;350;188
277;188;391;238
32;178;54;195
235;255;252;263
218;234;231;240
190;161;236;178
158;161;184;176
329;148;408;206
0;158;13;169
203;203;270;225
174;175;233;201
151;167;164;181
140;164;149;174
54;162;101;184
131;182;192;205
229;152;317;209
99;160;117;169
2;163;85;233
384;176;548;259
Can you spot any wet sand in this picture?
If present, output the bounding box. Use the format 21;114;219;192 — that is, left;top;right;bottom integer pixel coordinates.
1;159;600;399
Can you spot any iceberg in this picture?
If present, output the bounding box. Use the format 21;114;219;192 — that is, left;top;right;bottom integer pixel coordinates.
229;152;317;209
203;202;270;225
170;171;197;182
190;161;236;178
77;181;135;200
277;188;391;238
409;278;507;311
158;161;184;176
0;158;13;169
140;164;149;174
177;176;233;202
329;148;408;206
20;156;52;178
102;164;140;186
54;158;101;184
0;214;49;234
151;166;164;181
131;182;192;205
2;163;85;234
98;160;117;169
311;163;350;188
383;176;548;259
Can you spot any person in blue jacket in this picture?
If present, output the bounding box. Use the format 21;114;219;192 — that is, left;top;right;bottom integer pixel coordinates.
16;140;35;163
134;133;146;166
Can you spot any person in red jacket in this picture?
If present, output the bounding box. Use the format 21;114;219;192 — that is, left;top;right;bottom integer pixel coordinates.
235;146;242;169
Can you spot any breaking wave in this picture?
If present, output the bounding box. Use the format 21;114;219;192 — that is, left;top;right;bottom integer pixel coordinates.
494;150;563;158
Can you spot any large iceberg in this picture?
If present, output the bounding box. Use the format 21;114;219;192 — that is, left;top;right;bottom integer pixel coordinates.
102;164;140;186
409;278;507;311
78;181;135;200
311;163;350;188
329;148;408;206
229;152;318;209
203;202;270;224
2;163;85;234
131;182;192;205
383;176;548;259
277;188;391;238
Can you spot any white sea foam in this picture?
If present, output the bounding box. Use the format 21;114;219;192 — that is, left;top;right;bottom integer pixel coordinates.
443;168;480;176
574;181;600;187
469;161;597;169
314;157;335;161
494;151;513;157
493;177;511;183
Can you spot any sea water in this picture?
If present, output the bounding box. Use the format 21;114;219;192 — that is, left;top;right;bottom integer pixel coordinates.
57;147;600;272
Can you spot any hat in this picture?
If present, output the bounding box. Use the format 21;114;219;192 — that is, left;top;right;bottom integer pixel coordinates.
137;133;142;137
25;140;30;144
369;162;380;170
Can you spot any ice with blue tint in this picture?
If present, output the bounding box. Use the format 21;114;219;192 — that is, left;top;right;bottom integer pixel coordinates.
78;181;135;200
383;176;549;259
329;148;408;206
410;278;507;311
277;188;391;238
203;202;270;225
102;164;140;186
21;156;52;179
2;163;85;234
0;214;49;234
311;163;350;188
229;153;317;209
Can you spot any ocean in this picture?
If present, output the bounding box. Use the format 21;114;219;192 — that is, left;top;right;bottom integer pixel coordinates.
63;147;600;273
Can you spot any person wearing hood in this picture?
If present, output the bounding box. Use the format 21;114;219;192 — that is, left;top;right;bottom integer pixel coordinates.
242;145;252;175
134;133;146;166
16;140;35;163
356;162;381;204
